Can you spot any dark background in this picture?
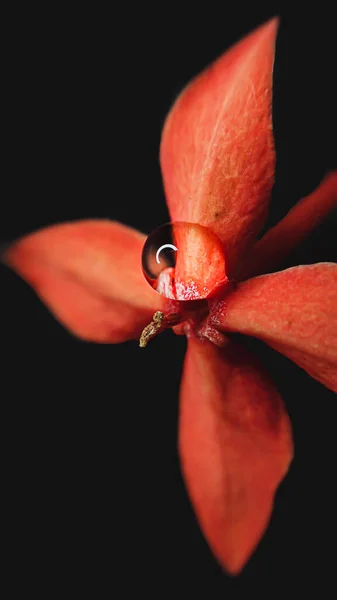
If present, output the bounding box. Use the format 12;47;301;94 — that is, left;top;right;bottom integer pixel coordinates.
1;5;337;592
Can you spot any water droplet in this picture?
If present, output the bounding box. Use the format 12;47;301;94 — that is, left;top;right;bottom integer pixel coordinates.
142;222;228;300
142;223;178;282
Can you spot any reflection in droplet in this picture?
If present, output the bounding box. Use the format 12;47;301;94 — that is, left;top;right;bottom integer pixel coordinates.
155;243;178;265
142;223;178;281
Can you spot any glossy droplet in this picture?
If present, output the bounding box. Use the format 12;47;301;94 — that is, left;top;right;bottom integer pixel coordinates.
142;223;178;281
142;222;228;301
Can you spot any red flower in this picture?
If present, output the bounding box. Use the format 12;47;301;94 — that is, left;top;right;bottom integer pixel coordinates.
2;18;336;574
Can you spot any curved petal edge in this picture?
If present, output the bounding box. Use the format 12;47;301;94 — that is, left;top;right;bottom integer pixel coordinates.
212;263;337;392
2;220;166;343
179;336;293;574
160;18;278;276
243;171;337;278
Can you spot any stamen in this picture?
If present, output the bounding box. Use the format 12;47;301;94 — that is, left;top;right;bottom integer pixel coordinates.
139;311;181;348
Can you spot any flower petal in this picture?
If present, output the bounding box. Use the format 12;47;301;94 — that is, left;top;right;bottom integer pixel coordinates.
179;336;293;575
212;263;337;391
243;171;337;278
160;19;278;276
2;220;166;343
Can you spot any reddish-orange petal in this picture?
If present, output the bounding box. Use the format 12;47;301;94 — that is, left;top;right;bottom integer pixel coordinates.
179;336;293;575
3;220;166;343
212;263;337;392
243;171;337;278
160;18;278;277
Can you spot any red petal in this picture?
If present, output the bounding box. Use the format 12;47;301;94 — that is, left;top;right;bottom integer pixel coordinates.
179;336;293;575
160;19;278;276
213;263;337;391
243;171;337;278
3;220;166;343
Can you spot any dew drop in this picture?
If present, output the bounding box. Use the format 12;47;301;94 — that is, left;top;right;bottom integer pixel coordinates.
142;223;178;282
142;221;228;301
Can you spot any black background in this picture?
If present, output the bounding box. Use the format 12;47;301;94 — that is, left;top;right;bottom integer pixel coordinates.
1;4;337;592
